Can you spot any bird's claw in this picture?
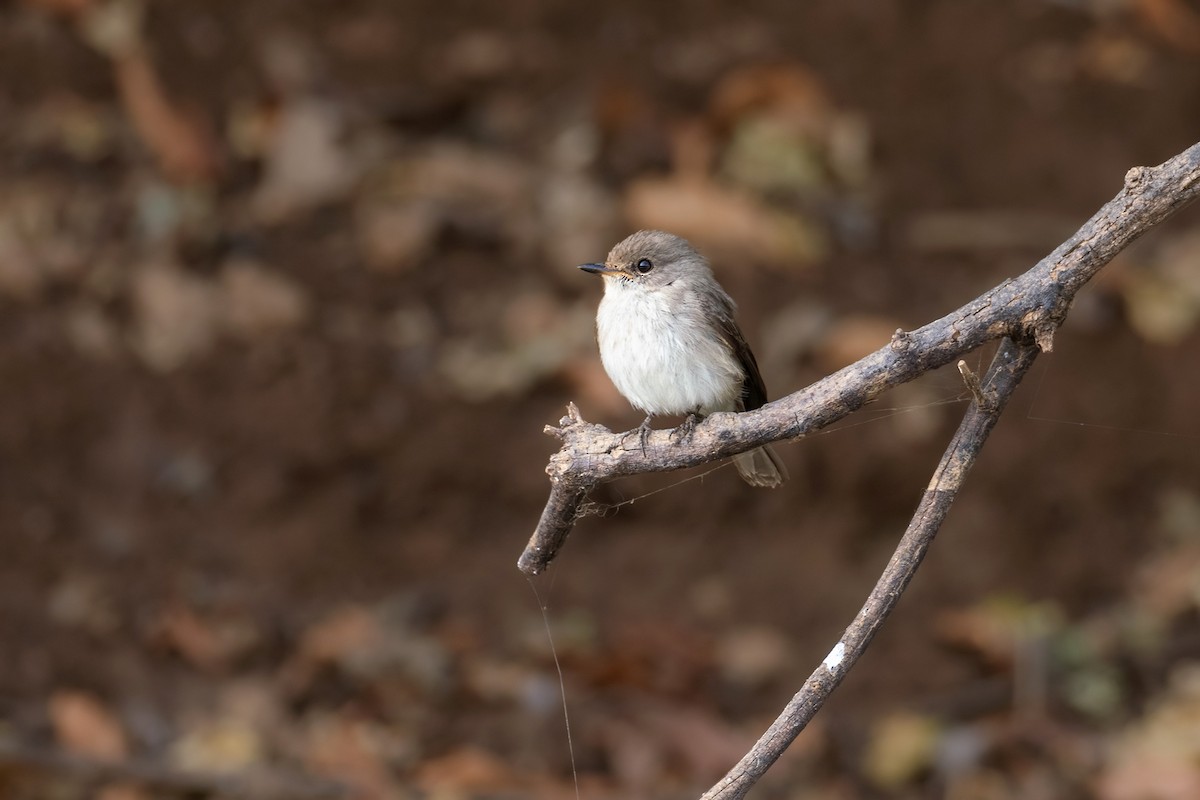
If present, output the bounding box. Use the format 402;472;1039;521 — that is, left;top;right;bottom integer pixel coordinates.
672;413;700;444
637;415;653;452
620;415;655;453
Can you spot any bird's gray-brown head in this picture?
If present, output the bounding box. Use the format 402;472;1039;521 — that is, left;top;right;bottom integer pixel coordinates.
579;230;715;291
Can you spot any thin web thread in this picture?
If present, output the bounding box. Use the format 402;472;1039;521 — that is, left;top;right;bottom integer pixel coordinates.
527;578;581;800
1025;358;1198;439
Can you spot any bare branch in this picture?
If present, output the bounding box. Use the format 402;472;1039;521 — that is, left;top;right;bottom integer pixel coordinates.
700;338;1038;800
519;141;1200;576
957;360;986;408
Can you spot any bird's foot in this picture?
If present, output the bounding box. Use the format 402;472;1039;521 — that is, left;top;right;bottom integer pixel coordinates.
672;412;700;444
637;415;654;452
620;416;655;453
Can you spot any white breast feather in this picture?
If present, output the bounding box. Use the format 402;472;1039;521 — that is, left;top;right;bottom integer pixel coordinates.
596;279;743;416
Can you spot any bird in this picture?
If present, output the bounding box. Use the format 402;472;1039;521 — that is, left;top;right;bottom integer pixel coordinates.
579;230;787;487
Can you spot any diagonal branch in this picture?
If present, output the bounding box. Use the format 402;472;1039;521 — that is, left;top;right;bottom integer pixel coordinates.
519;141;1200;576
700;338;1038;800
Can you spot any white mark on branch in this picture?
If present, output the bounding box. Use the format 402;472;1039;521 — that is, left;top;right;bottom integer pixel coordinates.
822;642;846;672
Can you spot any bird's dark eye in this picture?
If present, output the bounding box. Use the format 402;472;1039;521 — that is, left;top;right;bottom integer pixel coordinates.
635;258;653;274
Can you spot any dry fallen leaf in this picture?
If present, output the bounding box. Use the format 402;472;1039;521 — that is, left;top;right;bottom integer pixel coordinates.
1138;0;1200;55
77;0;217;182
356;200;440;273
304;713;406;800
170;718;264;773
64;303;123;359
415;747;526;793
580;619;713;694
111;51;221;183
709;62;832;138
1131;546;1200;621
378;141;537;249
153;605;259;672
252;99;358;221
862;711;941;789
709;61;863;196
48;573;119;634
592;79;671;178
0;226;42;300
1099;752;1200;800
155;605;226;671
97;785;149;800
1097;664;1200;799
1078;32;1154;86
16;95;119;163
934;597;1061;670
714;626;792;688
130;264;221;371
1122;274;1200;345
49;690;129;762
721;114;829;195
439;29;516;82
219;260;311;338
624;175;827;266
437;303;595;402
599;718;666;792
1121;231;1200;345
639;702;757;780
297;605;382;667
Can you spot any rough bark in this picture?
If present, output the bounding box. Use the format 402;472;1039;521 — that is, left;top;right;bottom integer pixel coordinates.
521;143;1200;576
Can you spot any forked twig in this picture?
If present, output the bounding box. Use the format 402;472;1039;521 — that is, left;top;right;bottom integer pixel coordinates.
701;338;1037;800
519;141;1200;800
520;142;1200;575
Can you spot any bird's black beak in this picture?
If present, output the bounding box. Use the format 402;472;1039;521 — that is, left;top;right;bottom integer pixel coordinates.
579;262;617;275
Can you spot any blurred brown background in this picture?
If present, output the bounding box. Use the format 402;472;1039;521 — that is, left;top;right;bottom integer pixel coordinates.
2;0;1199;798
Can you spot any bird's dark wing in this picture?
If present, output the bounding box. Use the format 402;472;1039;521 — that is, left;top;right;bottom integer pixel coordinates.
714;306;769;412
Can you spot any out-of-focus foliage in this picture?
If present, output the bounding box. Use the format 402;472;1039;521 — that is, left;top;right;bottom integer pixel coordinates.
0;0;1198;798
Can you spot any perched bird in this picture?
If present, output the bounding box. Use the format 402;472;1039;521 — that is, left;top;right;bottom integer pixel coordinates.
580;230;787;487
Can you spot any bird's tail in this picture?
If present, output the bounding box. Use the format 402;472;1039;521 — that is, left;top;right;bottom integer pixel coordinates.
733;444;787;488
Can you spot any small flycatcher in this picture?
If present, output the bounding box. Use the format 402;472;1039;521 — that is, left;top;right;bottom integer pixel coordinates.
580;230;787;487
